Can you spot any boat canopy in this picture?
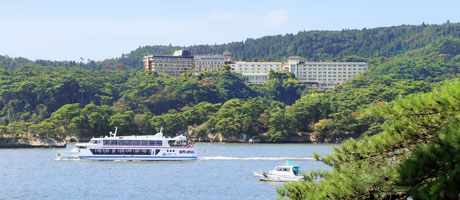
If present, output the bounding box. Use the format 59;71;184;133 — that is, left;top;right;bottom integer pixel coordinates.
284;160;299;167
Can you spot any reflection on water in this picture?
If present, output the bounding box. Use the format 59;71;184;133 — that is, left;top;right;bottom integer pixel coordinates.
0;143;336;200
200;156;315;160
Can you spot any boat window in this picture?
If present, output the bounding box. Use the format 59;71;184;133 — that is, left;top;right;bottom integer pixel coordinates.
155;149;160;155
148;140;162;146
293;167;299;175
168;140;187;147
103;140;111;145
90;140;100;144
110;140;117;145
133;140;140;146
118;140;125;145
90;149;151;155
141;140;149;146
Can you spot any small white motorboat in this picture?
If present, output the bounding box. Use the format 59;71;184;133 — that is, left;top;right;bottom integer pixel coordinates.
253;161;305;182
56;146;80;160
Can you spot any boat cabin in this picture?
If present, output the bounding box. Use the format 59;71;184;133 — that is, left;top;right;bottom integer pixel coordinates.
274;166;300;176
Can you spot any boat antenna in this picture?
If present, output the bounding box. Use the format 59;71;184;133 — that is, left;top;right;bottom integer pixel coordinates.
110;127;118;137
160;126;163;134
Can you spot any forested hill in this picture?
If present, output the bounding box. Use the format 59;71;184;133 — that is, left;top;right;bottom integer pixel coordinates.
1;36;460;141
115;22;460;70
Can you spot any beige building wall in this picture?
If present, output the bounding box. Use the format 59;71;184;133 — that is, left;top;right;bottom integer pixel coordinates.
143;55;194;77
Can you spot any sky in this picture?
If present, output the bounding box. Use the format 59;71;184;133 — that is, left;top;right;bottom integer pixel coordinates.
1;0;459;61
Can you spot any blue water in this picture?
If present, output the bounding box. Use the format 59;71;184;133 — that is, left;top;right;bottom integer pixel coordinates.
0;143;336;200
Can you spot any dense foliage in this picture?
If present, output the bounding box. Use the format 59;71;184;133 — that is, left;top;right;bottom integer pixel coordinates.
2;37;460;143
0;63;302;139
278;79;460;199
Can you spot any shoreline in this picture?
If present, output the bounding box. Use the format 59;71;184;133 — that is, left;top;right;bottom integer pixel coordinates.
0;137;66;148
0;134;351;148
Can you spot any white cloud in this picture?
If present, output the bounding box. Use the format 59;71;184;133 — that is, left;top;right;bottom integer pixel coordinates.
261;9;289;26
206;9;289;27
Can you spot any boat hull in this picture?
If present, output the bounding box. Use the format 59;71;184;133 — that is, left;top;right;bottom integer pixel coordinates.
259;176;304;182
78;155;197;161
253;170;305;182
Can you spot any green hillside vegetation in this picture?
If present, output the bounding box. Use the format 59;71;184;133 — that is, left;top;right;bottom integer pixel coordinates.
278;79;460;199
0;63;302;138
1;37;459;142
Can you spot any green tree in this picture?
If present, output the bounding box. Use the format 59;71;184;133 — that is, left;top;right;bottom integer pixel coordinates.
278;80;460;199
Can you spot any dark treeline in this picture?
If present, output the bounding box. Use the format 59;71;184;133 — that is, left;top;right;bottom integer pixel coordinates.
117;22;460;70
3;22;460;72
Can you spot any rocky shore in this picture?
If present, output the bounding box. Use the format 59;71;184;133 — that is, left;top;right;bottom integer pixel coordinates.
194;133;311;143
0;137;66;148
192;132;353;143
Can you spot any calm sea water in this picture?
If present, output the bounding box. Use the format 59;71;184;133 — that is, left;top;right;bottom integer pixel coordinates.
0;143;336;200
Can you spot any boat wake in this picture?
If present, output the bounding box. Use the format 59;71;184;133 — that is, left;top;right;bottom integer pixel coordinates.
199;156;315;161
55;157;81;161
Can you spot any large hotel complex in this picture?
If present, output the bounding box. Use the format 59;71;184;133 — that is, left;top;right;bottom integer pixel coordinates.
143;50;368;87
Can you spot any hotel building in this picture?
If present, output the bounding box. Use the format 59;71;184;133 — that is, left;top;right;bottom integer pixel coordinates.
143;50;194;77
143;51;368;87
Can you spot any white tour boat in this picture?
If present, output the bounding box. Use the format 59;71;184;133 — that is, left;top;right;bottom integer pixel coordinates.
57;127;197;161
253;161;305;182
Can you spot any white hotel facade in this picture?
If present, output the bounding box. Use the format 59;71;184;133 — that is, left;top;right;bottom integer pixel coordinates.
230;61;283;84
230;56;367;87
286;56;368;87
